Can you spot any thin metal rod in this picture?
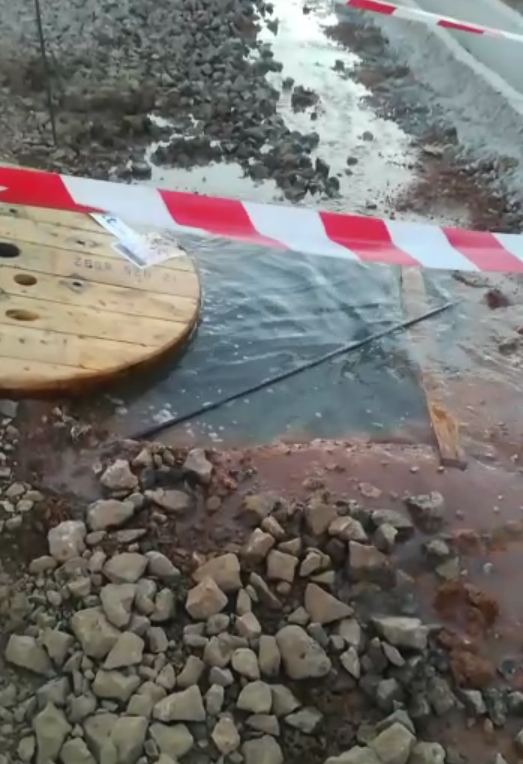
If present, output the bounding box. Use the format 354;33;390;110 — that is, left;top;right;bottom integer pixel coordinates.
34;0;58;145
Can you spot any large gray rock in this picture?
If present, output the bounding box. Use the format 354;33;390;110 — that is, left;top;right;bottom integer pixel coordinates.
145;488;190;514
183;448;213;483
6;634;52;676
242;735;283;764
193;553;242;592
111;716;148;764
409;742;446;764
104;632;144;669
33;703;71;764
368;723;416;764
325;747;381;764
103;553;148;584
372;616;428;651
153;686;206;723
304;583;353;624
100;584;136;628
41;628;74;667
276;625;331;680
149;723;194;757
92;670;141;702
146;551;180;582
237;681;272;714
87;499;135;531
60;738;96;764
212;714;240;754
70;607;120;659
100;459;138;492
186;578;227;620
83;713;118;761
48;520;86;562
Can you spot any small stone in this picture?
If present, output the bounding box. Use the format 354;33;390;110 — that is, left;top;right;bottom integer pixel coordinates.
18;736;36;763
304;583;353;624
41;629;74;667
325;747;380;764
374;524;398;553
151;588;176;622
460;689;487;716
285;707;323;734
348;542;392;584
207;613;230;635
404;492;445;532
101;460;138;492
87;499;135;531
153;686;206;723
67;694;97;724
177;655;204;688
183;448;213;484
104;553;148;584
329;516;367;542
299;550;323;577
29;556;57;575
110;716;148;764
6;635;51;676
261;515;286;539
33;703;71;764
242;529;276;565
157;664;176;691
369;723;416;764
305;496;337;535
232;647;260;680
83;713;118;761
259;635;281;677
127;694;154;718
145;488;190;514
276;625;331;679
104;632;144;669
186;577;227;620
146;552;180;582
373;616;428;651
271;685;301;716
237;681;272;713
409;742;446;764
193;553;242;592
242;493;277;525
236;611;262;639
149;723;194;758
92;669;141;703
101;584;136;629
205;684;225;716
242;735;283;764
336;618;363;650
266;549;298;583
212;714;240;754
209;666;234;687
371;509;414;538
48;521;86;562
340;647;361;678
60;738;96;764
147;627;168;654
71;608;120;659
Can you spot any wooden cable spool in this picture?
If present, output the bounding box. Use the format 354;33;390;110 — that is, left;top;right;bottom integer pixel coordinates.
0;202;201;395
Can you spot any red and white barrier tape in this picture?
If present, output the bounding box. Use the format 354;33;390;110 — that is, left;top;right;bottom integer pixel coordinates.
336;0;523;44
1;165;523;272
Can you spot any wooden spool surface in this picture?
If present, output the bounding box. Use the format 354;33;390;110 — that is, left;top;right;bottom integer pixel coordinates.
0;203;201;395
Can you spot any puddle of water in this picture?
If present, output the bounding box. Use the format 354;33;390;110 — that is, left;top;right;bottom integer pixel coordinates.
144;0;416;213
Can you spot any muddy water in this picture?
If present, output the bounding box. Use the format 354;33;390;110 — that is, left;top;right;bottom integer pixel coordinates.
83;0;523;455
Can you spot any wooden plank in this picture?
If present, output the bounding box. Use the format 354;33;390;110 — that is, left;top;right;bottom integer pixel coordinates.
0;265;198;322
0;209;194;272
0;238;199;296
401;266;467;469
0;294;187;346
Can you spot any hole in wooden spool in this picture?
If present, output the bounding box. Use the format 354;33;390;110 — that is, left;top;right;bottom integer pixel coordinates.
71;279;84;288
0;242;20;258
6;309;39;322
14;274;37;286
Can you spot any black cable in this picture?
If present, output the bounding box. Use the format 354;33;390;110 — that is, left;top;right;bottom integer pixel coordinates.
34;0;58;146
130;299;458;441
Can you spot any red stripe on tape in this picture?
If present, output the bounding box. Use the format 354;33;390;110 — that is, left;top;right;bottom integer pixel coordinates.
320;211;420;265
347;0;396;14
160;190;281;248
438;19;483;34
0;167;94;214
442;227;523;272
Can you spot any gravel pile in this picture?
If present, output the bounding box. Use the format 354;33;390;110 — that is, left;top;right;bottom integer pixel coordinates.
0;436;520;764
0;0;338;200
